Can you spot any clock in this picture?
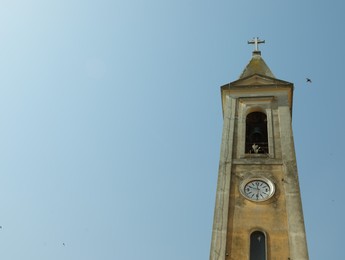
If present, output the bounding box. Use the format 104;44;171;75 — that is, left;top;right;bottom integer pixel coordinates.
240;177;275;202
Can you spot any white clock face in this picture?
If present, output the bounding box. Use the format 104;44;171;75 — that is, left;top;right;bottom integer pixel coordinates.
240;178;275;202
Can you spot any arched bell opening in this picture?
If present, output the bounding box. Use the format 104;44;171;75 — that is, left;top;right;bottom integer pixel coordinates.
245;112;268;154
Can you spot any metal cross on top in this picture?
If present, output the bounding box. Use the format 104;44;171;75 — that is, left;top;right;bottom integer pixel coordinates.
248;37;265;51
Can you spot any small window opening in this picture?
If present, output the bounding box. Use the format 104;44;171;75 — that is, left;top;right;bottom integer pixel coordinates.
245;112;268;154
250;231;266;260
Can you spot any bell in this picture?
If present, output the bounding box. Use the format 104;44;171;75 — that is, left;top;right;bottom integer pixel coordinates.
249;127;264;142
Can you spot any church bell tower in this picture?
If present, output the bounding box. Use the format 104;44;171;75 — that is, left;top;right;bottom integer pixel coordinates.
210;38;309;260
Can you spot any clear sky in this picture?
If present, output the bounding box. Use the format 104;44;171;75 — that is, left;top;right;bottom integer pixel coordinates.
0;1;344;259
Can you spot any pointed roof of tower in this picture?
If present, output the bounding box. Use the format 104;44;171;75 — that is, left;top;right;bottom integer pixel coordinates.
239;50;275;79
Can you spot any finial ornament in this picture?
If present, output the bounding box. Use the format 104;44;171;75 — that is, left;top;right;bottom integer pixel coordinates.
248;37;265;51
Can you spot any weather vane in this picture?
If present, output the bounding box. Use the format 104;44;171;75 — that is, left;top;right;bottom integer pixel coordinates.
248;37;265;51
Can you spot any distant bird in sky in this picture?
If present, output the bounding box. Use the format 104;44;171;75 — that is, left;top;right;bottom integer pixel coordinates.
63;243;65;246
306;78;312;83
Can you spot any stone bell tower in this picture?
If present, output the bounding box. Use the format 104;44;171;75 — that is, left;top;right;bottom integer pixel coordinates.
209;38;308;260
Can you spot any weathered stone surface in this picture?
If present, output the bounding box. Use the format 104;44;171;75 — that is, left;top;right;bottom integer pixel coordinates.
210;52;308;260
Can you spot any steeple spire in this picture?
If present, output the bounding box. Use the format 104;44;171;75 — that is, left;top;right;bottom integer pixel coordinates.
239;37;275;79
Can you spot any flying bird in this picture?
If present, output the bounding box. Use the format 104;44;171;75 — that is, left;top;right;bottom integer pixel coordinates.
306;78;312;83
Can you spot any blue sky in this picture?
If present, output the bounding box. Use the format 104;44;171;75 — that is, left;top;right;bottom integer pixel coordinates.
0;1;344;259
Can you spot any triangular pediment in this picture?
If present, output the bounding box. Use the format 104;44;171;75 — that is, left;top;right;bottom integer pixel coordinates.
229;74;292;87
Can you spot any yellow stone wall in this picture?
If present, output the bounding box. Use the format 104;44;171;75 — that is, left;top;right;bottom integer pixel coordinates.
210;74;308;260
225;164;290;260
